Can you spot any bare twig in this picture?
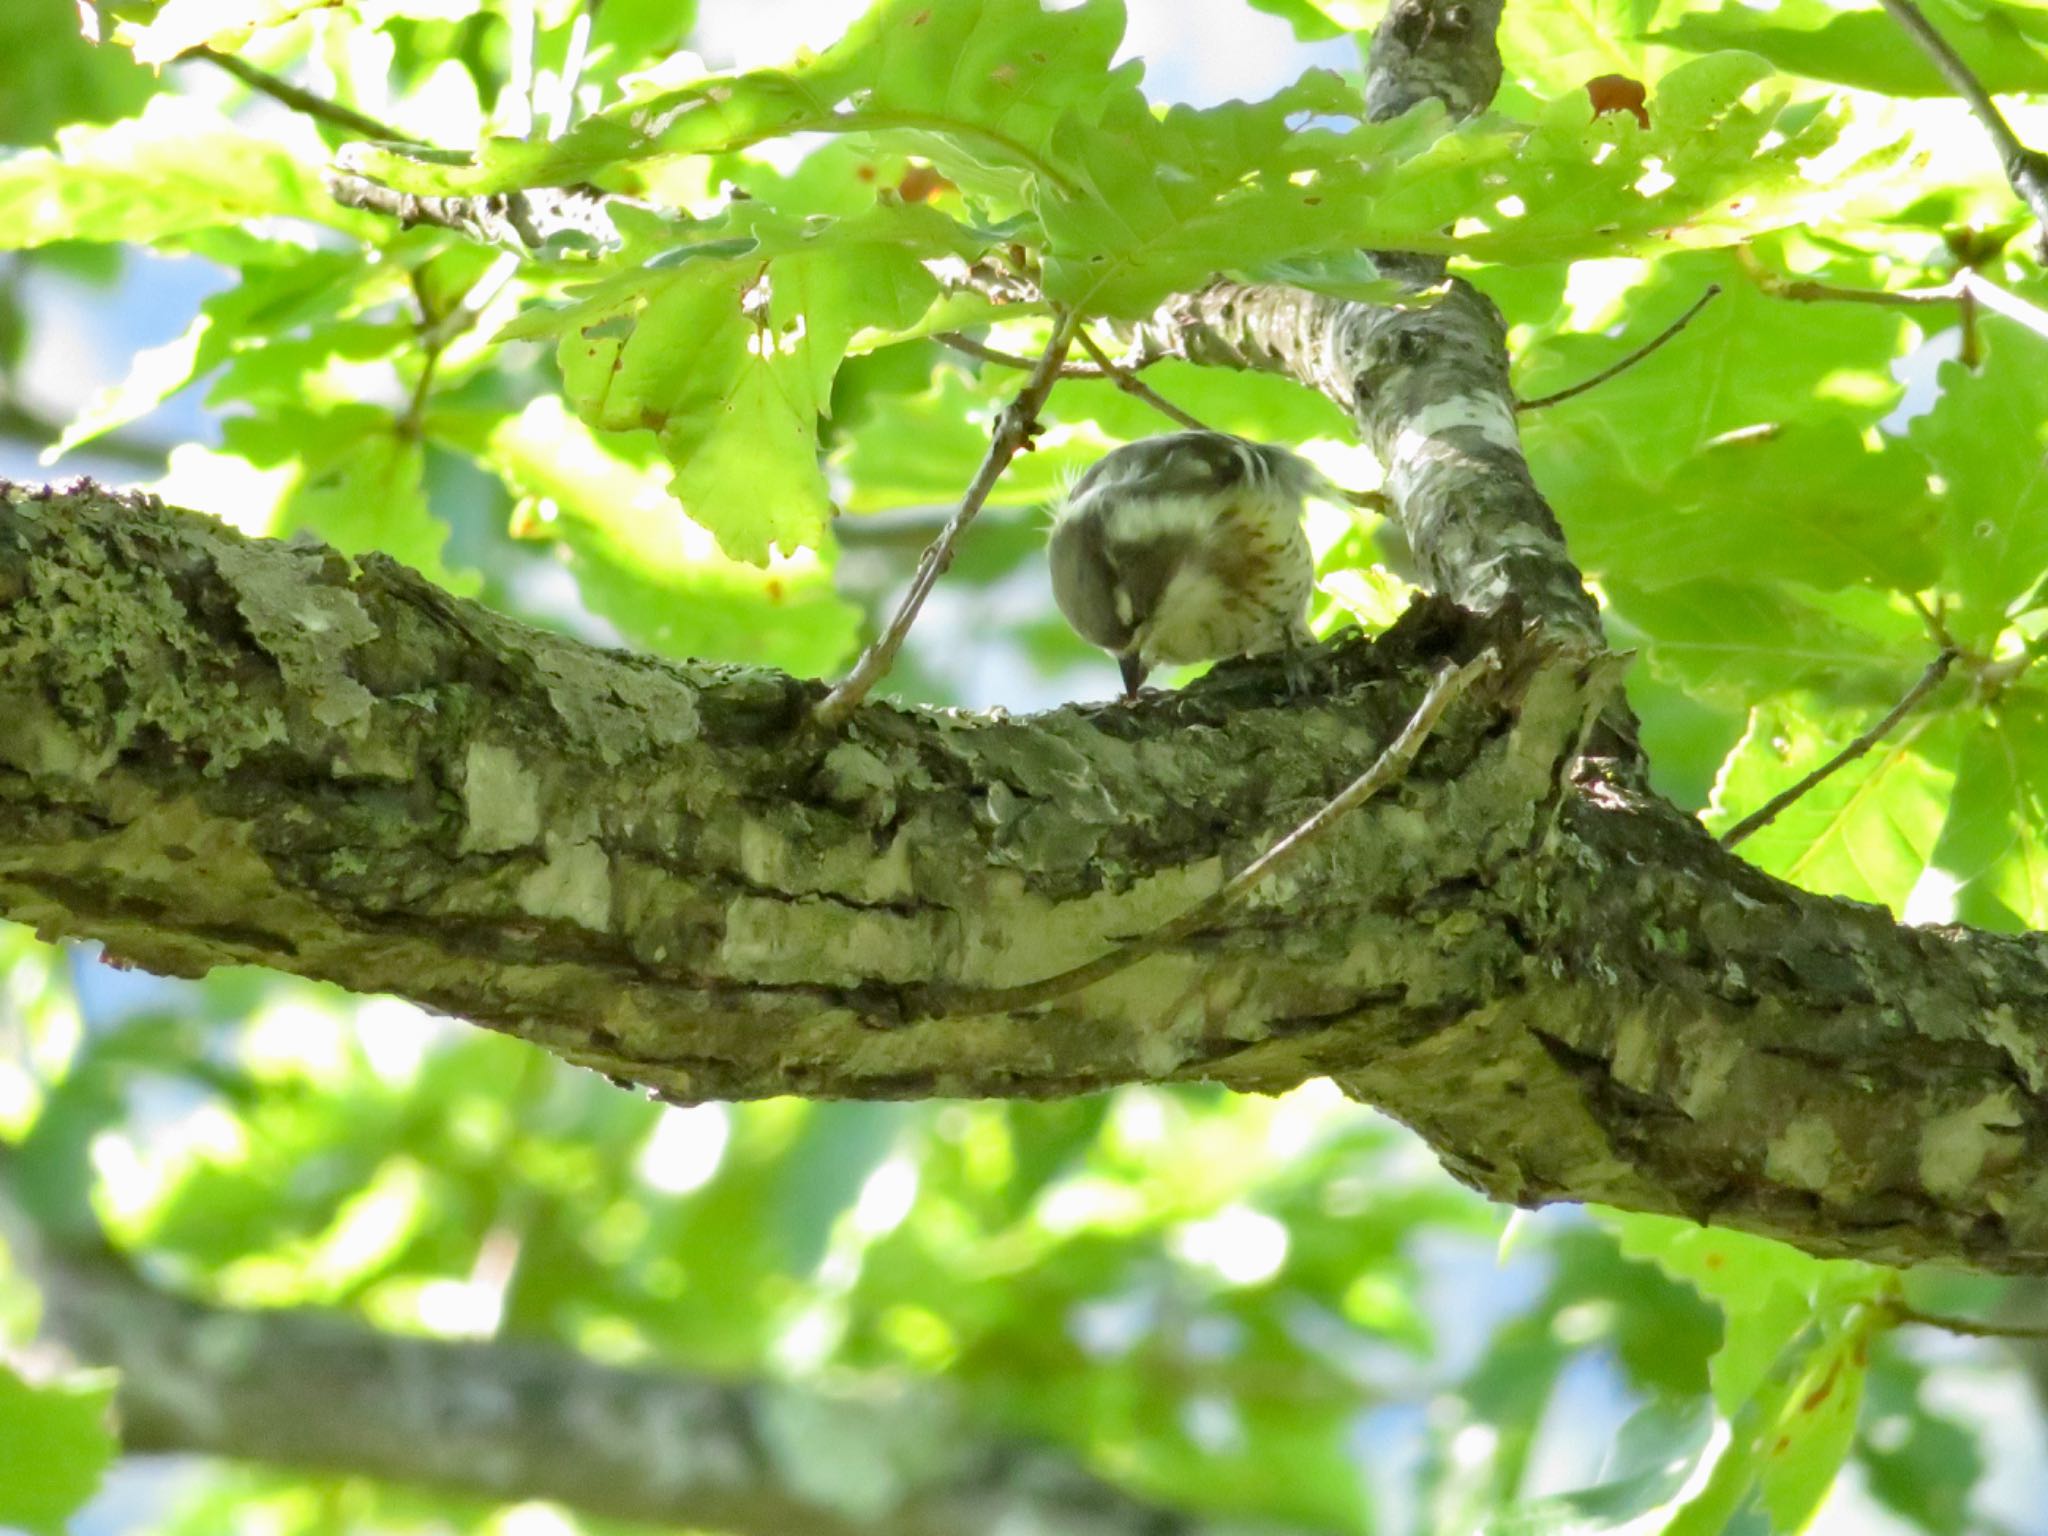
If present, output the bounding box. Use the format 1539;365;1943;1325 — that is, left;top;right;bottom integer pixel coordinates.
1719;647;1960;848
927;649;1500;1015
1877;0;2048;258
1883;1300;2048;1342
188;47;410;144
1074;327;1214;432
814;312;1081;727
936;332;1114;379
1746;259;2048;346
1516;286;1722;412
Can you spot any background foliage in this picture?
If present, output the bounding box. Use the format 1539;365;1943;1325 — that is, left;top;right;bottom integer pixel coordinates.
4;0;2048;1531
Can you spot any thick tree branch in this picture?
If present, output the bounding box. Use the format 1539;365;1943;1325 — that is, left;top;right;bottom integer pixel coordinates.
25;1244;1302;1536
9;484;2048;1274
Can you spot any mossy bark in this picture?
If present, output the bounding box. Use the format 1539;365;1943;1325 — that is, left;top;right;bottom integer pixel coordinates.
7;483;2048;1273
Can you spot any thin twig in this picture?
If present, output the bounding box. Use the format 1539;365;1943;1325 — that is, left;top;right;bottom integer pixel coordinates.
1064;331;1385;510
926;649;1500;1015
814;312;1081;727
1747;261;2048;346
189;47;410;143
1517;286;1722;412
1719;647;1960;848
1884;1301;2048;1342
1877;0;2048;258
1074;327;1213;432
936;332;1114;379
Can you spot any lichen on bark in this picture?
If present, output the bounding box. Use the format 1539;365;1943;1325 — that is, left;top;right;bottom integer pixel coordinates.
9;481;2048;1273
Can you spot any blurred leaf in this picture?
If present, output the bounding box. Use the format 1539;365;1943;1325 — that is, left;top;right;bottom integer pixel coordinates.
1927;690;2048;931
586;0;699;80
1244;0;1356;40
1607;578;1926;708
1496;0;1667;96
0;1363;115;1534
0;97;371;250
221;406;471;590
1519;251;1915;489
352;0;1143;201
1858;1351;1984;1536
1908;319;2048;646
459;395;860;672
1600;1211;1889;1413
44;247;383;462
0;0;154;147
1550;419;1940;594
1484;1396;1715;1535
1759;1320;1872;1532
1649;7;2048;94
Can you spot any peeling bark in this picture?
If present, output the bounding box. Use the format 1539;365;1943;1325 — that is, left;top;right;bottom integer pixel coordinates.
27;1243;1304;1536
6;484;2048;1274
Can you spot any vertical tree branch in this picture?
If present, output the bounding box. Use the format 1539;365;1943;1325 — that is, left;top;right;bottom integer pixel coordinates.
1877;0;2048;257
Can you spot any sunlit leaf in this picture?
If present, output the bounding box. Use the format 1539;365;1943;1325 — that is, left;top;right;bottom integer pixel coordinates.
1650;5;2048;94
1908;318;2048;646
461;394;860;673
0;1363;116;1535
0;97;370;250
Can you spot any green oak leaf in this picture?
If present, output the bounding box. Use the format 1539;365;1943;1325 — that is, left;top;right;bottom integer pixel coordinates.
0;96;369;250
1926;691;2048;931
1608;577;1928;707
1908;318;2048;646
0;1363;116;1535
1650;6;2048;94
349;0;1140;203
1705;700;1962;912
513;202;962;559
463;396;859;674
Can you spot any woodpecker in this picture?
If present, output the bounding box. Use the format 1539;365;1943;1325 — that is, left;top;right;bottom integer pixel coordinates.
1048;430;1322;699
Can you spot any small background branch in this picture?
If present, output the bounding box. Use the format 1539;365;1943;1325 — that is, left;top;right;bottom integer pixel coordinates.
1886;1300;2048;1343
936;332;1112;379
1517;287;1721;412
188;46;410;143
1074;327;1213;431
1720;647;1960;848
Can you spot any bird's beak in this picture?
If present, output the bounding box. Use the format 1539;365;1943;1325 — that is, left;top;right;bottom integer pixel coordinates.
1118;652;1149;701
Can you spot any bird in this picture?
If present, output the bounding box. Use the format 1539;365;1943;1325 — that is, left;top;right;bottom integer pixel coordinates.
1047;430;1323;699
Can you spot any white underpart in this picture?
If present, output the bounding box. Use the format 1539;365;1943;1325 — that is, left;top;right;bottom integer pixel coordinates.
1095;490;1223;542
1143;566;1241;665
1113;486;1312;667
1390;391;1521;460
